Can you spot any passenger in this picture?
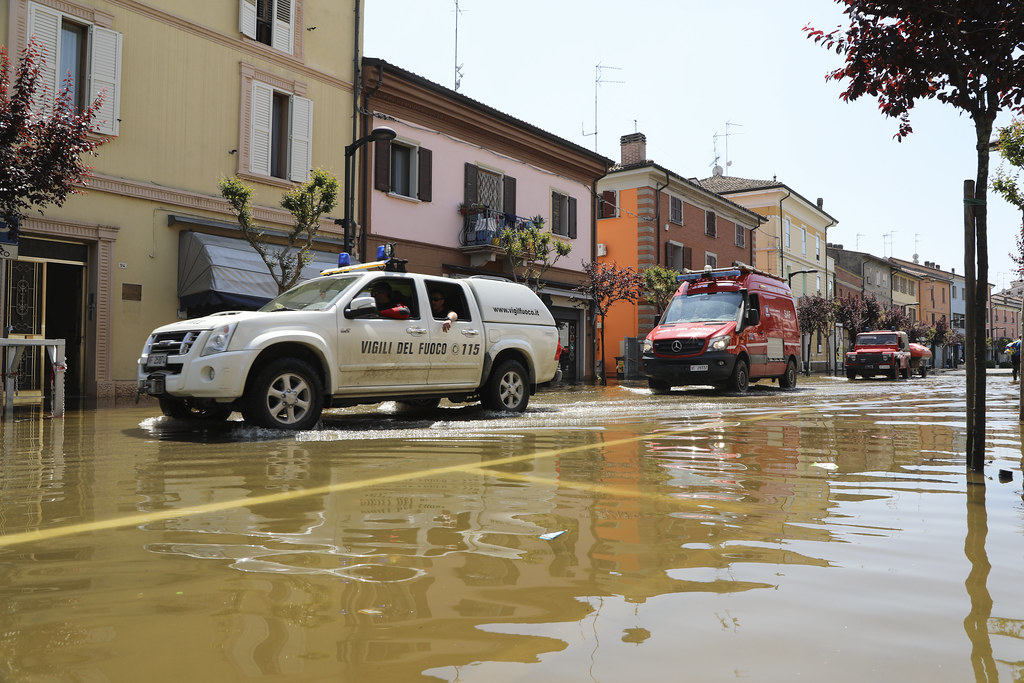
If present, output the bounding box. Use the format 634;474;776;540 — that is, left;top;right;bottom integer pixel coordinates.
429;289;458;332
370;281;410;320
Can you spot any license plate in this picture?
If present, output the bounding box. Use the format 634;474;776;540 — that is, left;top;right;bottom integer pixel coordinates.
691;364;709;372
147;352;167;368
879;364;890;369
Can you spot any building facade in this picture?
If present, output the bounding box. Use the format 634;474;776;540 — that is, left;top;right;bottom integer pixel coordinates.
3;0;361;403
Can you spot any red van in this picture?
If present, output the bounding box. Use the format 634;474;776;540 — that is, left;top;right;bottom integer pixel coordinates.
641;264;802;393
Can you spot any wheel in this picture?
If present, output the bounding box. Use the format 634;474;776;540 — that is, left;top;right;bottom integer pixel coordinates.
483;359;529;412
159;397;233;421
779;359;798;389
919;366;928;378
648;378;672;394
846;370;857;381
889;365;899;380
728;358;749;394
242;358;324;430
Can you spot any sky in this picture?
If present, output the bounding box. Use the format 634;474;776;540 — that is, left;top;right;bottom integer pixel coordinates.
364;0;1023;290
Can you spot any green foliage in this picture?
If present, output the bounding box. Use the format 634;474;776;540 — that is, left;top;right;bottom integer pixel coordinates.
994;116;1024;277
219;169;339;294
642;264;680;316
499;217;571;292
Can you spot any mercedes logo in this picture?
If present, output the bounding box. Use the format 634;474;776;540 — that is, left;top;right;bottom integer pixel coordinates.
671;340;683;353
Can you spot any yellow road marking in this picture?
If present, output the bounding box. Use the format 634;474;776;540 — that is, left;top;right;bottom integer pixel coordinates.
0;411;798;549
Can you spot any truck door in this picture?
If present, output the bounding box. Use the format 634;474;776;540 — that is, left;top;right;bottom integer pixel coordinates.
422;279;483;387
744;293;770;378
335;276;431;392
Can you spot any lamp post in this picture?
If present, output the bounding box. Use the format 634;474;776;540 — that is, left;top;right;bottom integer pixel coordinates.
337;126;397;257
786;269;818;375
787;269;817;289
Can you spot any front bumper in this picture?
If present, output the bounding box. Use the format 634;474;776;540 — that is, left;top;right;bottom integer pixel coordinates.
138;348;256;399
642;351;737;385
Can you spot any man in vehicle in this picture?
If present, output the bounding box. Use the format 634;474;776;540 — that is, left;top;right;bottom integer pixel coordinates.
370;281;410;320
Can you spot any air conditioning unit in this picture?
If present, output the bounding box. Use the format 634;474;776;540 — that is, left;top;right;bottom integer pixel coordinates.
596;243;608;256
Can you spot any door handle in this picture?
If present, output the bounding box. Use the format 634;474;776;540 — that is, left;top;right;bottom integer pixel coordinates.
407;327;428;336
461;329;480;337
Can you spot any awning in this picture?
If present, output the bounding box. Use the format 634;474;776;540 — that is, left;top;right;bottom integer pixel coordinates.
177;231;344;310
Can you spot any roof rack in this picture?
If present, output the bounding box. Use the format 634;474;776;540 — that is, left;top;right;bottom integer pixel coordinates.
320;243;407;275
677;262;785;284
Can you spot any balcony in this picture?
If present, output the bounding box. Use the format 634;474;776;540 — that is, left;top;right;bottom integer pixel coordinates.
458;206;539;267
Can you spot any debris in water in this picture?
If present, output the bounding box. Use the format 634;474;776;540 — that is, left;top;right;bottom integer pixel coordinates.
812;462;838;470
539;530;566;540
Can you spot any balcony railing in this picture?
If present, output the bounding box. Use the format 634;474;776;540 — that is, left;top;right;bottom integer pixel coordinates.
459;206;539;247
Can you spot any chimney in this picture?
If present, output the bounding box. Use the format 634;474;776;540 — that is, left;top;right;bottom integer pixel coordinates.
620;133;647;165
817;197;824;209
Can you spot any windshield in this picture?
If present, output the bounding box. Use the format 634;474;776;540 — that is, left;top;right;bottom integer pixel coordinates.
661;291;742;324
259;275;360;312
856;333;898;346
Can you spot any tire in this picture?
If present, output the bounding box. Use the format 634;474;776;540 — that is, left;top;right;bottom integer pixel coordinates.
483;359;529;412
648;378;672;394
889;365;899;380
846;370;857;381
159;397;233;421
242;358;324;430
728;358;749;394
779;359;798;389
919;366;928;378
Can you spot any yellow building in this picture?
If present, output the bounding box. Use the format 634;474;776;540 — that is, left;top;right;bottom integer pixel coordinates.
2;0;360;404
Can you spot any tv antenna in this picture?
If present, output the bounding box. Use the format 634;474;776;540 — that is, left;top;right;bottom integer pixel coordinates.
453;0;465;91
856;233;865;250
582;63;623;152
711;121;743;175
883;230;897;258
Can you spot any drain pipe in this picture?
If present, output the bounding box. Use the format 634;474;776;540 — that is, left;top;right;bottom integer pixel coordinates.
655;170;670;268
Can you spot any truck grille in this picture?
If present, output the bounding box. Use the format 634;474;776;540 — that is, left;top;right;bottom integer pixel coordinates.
150;331;199;356
653;338;704;356
851;353;888;364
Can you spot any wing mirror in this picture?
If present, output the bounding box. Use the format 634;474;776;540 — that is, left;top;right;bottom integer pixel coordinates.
344;294;377;319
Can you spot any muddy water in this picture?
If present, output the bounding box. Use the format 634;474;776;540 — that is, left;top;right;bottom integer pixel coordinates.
1;373;1022;682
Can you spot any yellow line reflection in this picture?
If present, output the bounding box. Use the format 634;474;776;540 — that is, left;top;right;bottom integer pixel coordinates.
0;412;796;549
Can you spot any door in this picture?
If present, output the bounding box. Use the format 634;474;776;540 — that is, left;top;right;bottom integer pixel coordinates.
422;278;483;387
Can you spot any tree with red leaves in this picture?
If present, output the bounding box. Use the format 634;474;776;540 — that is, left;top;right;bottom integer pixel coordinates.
573;261;644;384
806;2;1024;470
0;39;107;238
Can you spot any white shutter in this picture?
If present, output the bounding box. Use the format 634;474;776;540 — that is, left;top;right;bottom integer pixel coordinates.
88;26;122;136
239;0;257;39
288;95;313;183
250;82;273;177
27;3;61;113
272;0;294;54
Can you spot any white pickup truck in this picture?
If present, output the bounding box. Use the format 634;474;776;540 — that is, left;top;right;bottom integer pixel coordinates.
137;263;560;430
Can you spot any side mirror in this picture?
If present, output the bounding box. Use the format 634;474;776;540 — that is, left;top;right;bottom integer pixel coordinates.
746;309;760;327
344;294;377;319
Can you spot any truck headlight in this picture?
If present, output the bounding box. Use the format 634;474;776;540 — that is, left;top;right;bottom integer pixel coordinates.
642;339;653;354
201;323;236;356
709;335;729;352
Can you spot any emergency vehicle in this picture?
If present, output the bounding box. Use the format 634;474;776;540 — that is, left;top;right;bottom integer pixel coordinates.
138;247;559;430
642;264;802;393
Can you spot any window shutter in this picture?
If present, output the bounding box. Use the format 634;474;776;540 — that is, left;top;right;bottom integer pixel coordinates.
502;176;516;215
735;224;744;248
601;190;616;218
568;196;577;239
239;0;257;38
88;26;122;136
288;94;313;182
705;211;716;237
27;3;61;113
551;191;561;234
463;163;479;205
250;81;273;176
374;139;391;192
272;0;294;54
417;147;432;202
683;246;692;270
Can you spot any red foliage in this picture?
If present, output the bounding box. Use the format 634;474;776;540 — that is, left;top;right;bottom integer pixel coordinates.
0;39;107;225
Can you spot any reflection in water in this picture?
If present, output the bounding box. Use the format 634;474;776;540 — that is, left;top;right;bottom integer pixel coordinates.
1;377;1023;680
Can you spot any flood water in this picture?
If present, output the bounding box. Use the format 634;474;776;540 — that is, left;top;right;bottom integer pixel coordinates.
1;372;1022;682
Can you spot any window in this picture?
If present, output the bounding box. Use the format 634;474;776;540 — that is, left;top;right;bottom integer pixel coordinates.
952;286;957;300
816;235;821;260
801;227;807;254
27;2;122;136
551;190;577;238
374;139;432;201
816;275;821;292
670;196;683;224
601;190;617;218
734;223;745;248
665;241;691;271
705;252;717;268
784;217;791;248
705;211;717;237
464;164;515;214
240;0;295;54
248;79;312;182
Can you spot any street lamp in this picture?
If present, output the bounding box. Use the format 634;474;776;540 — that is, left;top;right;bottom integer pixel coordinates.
337;126;397;257
787;269;818;375
787;269;817;287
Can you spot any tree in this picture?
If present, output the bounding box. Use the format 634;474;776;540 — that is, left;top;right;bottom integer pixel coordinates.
0;40;108;232
877;305;913;333
806;2;1024;469
572;261;644;385
499;218;571;292
642;264;680;319
834;294;882;345
219;169;339;294
797;294;836;373
993;116;1024;276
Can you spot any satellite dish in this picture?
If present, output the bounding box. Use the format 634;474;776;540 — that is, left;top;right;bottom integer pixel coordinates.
712;165;724;176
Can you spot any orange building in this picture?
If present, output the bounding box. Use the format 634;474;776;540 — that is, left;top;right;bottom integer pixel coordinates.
594;134;764;376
